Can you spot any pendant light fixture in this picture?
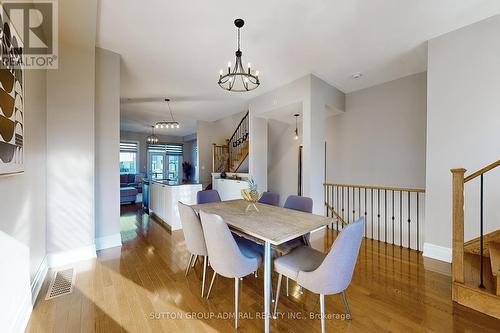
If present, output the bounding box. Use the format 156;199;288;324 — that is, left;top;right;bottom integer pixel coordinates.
294;114;300;140
155;98;180;129
146;125;159;144
218;18;260;92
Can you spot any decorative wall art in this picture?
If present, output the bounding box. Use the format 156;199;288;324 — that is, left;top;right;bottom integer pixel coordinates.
0;11;24;176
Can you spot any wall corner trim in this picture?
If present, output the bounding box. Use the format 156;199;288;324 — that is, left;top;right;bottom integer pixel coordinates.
423;243;452;263
47;245;97;268
31;256;48;304
96;233;122;251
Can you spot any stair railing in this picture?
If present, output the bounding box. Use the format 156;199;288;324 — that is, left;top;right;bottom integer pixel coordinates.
211;143;229;173
452;159;500;291
324;183;425;250
227;111;249;172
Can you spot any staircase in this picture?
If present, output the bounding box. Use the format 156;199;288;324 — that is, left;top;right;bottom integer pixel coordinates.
212;111;249;173
451;160;500;319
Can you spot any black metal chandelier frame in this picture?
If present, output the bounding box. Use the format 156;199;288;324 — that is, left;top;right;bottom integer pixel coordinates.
155;98;180;129
218;19;260;92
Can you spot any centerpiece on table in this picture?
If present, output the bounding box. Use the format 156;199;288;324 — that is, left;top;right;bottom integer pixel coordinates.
241;178;262;212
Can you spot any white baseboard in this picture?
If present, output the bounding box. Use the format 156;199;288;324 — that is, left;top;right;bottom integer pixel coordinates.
11;287;32;333
423;243;452;263
30;256;48;304
47;244;97;268
96;233;122;251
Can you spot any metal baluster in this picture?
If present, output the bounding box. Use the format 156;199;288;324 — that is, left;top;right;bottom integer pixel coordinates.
377;189;380;241
407;191;411;249
384;190;387;243
342;186;345;223
347;187;350;224
352;187;356;222
371;189;374;239
479;175;485;288
336;186;339;230
364;189;367;237
400;191;402;247
392;190;395;245
416;193;419;252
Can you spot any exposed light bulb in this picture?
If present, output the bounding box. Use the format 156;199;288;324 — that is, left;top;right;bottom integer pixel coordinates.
155;124;159;129
160;124;164;128
295;135;299;140
219;69;223;76
176;124;180;128
244;77;249;83
247;63;251;69
228;77;233;82
228;61;232;68
255;70;260;77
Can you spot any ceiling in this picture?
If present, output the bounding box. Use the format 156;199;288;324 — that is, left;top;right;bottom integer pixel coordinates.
97;0;500;136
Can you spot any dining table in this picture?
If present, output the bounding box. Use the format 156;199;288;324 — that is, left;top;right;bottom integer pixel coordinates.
191;199;333;333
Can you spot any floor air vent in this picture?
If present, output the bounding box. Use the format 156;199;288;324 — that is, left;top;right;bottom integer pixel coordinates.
45;268;75;300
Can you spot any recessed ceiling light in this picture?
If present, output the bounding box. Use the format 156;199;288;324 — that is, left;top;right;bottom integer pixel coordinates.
352;72;363;79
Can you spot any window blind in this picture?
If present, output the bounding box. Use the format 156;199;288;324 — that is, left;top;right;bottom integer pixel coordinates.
120;141;138;153
147;143;183;156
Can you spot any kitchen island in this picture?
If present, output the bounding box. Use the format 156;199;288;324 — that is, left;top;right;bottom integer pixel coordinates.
149;180;202;230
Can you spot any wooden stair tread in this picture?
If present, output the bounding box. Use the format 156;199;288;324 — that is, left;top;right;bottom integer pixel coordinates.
464;229;500;257
489;242;500;277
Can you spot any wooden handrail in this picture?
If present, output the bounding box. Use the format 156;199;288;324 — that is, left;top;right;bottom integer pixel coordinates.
464;159;500;183
324;183;425;193
324;202;348;225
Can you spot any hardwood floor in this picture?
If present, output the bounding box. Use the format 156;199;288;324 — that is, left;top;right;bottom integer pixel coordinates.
26;205;500;332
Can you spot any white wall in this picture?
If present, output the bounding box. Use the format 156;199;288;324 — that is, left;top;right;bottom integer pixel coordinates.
267;119;302;206
0;69;47;333
425;15;500;260
196;110;247;186
46;0;98;266
249;74;345;213
95;48;122;250
326;72;427;187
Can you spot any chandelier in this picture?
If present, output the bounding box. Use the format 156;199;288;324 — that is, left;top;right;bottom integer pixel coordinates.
218;19;260;92
146;126;159;144
155;98;179;129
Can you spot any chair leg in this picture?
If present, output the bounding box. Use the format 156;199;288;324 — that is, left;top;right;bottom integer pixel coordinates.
342;290;352;319
286;277;289;296
273;274;282;319
185;254;194;277
235;277;240;330
206;272;217;299
201;256;208;297
320;294;326;333
192;255;198;267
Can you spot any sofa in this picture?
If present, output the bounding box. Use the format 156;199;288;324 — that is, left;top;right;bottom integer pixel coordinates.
120;187;138;205
120;173;145;193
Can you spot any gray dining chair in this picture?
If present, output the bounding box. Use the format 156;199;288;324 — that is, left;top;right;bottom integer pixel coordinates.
273;217;365;333
258;191;280;206
279;195;314;294
197;190;221;204
178;202;210;297
199;210;262;330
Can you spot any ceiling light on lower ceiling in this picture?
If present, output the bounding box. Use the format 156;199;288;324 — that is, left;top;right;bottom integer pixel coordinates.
352;72;363;79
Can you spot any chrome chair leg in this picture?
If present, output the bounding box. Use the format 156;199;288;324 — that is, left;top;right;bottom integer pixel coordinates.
342;290;352;319
206;271;217;299
320;294;326;333
201;256;208;297
235;277;240;330
185;254;194;277
286;277;289;296
273;274;282;319
192;255;198;267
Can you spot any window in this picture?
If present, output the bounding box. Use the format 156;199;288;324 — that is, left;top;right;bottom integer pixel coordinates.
147;143;183;181
120;141;138;174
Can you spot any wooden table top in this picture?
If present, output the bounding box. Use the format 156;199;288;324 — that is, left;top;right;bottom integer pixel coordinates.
191;199;333;245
